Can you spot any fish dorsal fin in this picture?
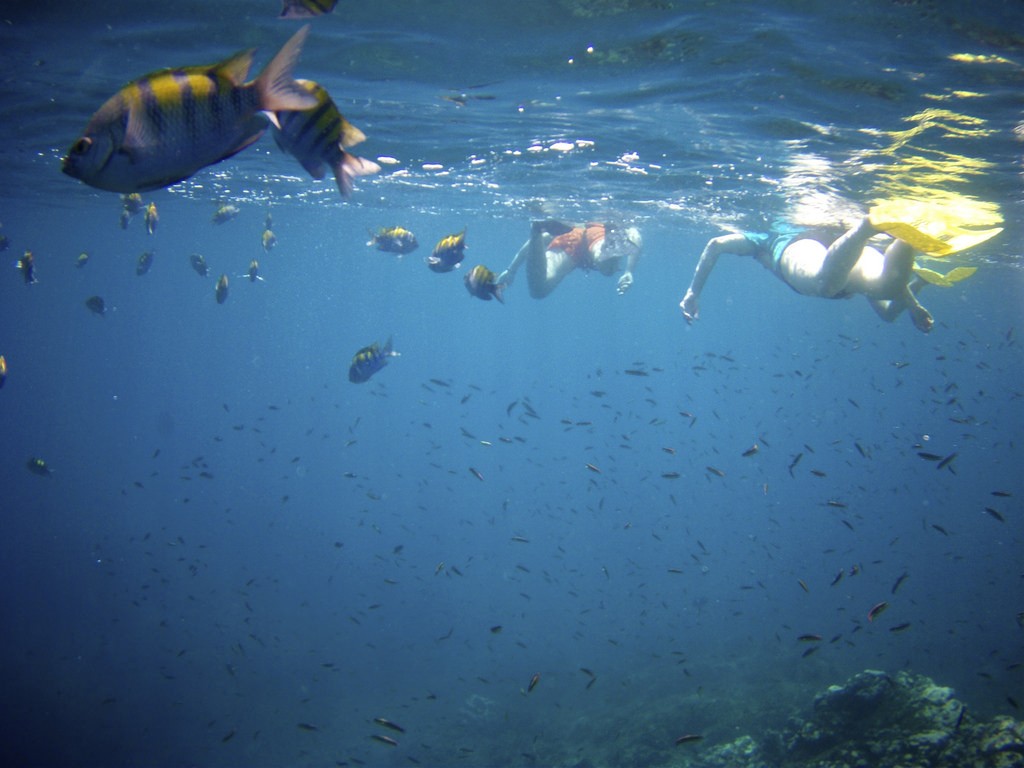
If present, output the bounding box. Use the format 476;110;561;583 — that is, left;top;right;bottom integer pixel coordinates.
215;49;255;86
257;25;318;112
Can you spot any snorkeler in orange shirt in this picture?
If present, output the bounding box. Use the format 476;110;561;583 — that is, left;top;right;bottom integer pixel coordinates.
498;219;642;299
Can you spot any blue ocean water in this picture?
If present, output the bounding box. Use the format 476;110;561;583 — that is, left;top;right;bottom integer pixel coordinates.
0;1;1022;766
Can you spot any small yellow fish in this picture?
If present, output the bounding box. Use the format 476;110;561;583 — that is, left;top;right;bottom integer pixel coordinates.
262;229;277;251
212;204;240;224
368;226;418;255
427;229;467;273
349;337;399;383
136;251;154;276
121;193;144;215
190;253;209;277
464;264;504;303
242;259;264;282
18;251;37;284
145;203;158;235
215;274;229;304
27;457;52;476
0;354;7;388
76;252;90;269
85;295;106;316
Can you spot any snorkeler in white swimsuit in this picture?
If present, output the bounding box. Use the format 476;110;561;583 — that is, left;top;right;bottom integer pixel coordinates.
680;216;937;332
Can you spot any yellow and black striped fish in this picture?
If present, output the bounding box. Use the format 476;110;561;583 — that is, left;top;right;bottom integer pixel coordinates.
464;264;504;303
62;27;318;193
18;251;37;285
367;226;418;255
279;0;338;18
136;251;154;276
262;229;277;251
243;259;265;282
348;337;399;383
215;274;229;304
144;202;158;234
427;229;467;273
273;79;379;198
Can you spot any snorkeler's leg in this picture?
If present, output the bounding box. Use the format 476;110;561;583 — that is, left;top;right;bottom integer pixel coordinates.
526;225;557;298
879;240;932;331
819;216;877;296
533;219;574;237
879;239;916;292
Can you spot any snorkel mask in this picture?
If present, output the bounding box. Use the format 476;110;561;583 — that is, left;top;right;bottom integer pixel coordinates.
605;224;643;256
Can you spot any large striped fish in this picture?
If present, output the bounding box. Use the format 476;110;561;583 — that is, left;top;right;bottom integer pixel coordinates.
280;0;338;18
272;79;379;198
62;26;318;193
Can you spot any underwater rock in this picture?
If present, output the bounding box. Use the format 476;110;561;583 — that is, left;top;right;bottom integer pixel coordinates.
695;669;1023;768
977;717;1024;768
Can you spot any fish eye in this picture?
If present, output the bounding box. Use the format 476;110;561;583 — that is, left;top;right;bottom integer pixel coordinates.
71;137;92;155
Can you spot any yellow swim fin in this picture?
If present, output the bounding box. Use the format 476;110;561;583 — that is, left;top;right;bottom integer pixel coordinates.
913;265;977;288
869;204;952;255
869;200;1002;256
943;266;977;283
942;228;1003;256
913;267;953;287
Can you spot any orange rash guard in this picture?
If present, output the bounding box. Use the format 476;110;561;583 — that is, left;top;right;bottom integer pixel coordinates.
548;223;606;269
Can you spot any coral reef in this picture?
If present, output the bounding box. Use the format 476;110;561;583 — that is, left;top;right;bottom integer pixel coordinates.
696;669;1024;768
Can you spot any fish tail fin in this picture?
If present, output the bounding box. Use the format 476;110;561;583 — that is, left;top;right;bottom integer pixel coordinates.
332;153;381;199
257;25;318;113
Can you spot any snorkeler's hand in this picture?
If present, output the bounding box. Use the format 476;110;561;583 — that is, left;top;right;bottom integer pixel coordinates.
617;271;633;295
680;290;699;323
497;269;513;287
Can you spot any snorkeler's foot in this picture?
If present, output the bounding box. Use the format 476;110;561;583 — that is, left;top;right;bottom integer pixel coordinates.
532;219;574;236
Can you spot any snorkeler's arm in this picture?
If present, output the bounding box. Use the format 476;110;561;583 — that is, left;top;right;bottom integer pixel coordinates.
499;222;564;287
616;246;640;295
680;234;755;322
498;239;531;286
866;281;933;333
